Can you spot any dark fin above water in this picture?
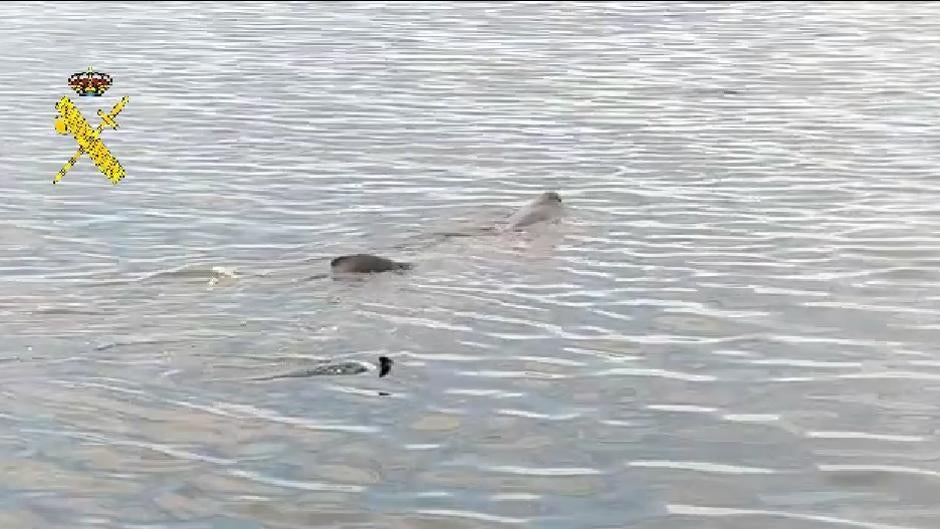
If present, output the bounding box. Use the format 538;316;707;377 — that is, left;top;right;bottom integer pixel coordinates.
331;254;412;274
378;356;393;378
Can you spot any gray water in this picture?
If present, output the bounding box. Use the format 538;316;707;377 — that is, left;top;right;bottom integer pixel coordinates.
2;2;940;528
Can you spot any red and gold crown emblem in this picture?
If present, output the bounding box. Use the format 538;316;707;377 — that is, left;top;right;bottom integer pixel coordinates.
68;66;112;97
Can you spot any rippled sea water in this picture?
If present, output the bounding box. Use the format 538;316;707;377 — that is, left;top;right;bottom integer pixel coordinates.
2;2;940;528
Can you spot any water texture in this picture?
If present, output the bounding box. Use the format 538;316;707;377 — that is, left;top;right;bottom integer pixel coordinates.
1;2;940;528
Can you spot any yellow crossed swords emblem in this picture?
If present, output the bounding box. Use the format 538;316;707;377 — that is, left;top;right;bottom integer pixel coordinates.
53;95;129;184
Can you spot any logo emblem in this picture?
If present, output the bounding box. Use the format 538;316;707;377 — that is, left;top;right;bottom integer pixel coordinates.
53;67;129;185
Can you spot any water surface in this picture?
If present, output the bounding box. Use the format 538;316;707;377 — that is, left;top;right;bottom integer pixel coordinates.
2;2;940;528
